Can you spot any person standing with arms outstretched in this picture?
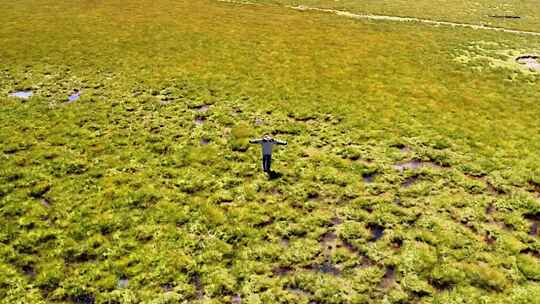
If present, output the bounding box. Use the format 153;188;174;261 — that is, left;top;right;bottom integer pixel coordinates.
250;134;287;172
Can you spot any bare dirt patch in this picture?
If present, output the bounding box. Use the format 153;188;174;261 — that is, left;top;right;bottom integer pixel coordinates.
379;266;396;289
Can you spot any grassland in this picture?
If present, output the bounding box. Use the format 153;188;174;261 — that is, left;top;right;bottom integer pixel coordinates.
1;0;540;303
260;0;540;32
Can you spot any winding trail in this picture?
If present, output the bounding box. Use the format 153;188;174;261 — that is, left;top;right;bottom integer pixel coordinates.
291;6;540;37
217;0;540;37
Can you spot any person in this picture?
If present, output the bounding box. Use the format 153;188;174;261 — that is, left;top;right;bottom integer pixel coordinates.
250;134;287;172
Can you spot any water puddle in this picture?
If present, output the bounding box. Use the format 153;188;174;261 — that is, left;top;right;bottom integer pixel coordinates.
362;173;376;183
22;265;36;277
73;294;95;304
489;15;521;19
379;266;396;288
195;117;206;125
117;277;129;288
9;91;33;99
368;224;385;241
516;55;540;71
232;295;242;304
66;91;81;104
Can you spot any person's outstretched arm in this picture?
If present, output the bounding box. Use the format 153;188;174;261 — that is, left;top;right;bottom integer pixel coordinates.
250;139;263;144
275;139;287;145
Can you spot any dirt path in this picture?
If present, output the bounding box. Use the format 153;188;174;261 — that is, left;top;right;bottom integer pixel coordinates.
291;6;540;37
217;0;540;37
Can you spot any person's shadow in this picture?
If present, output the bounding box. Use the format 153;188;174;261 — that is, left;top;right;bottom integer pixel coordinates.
267;171;282;180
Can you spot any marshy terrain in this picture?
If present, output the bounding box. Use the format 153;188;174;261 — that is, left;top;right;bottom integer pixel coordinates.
1;0;539;303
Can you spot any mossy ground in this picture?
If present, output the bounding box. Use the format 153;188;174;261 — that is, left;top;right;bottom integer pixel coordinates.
1;0;540;303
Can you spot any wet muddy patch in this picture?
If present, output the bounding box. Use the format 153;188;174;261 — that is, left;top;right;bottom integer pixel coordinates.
40;199;51;208
524;214;540;236
530;181;540;194
393;160;423;171
393;160;444;171
200;138;210;145
162;284;174;292
320;231;337;248
520;248;540;259
486;181;503;194
191;273;204;299
516;55;540;71
331;217;343;225
254;218;274;228
272;266;293;276
379;266;396;289
368;224;385;241
9;91;33;99
402;175;419;188
193;105;210;112
484;232;497;245
489;15;521;19
194;116;206;125
391;238;403;250
485;203;495;215
306;261;341;276
22;265;36;278
117;277;129;288
232;295;242;304
362;172;377;183
73;293;95;304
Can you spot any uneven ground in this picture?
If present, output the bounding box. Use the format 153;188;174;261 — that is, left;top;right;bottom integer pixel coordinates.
1;0;540;303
